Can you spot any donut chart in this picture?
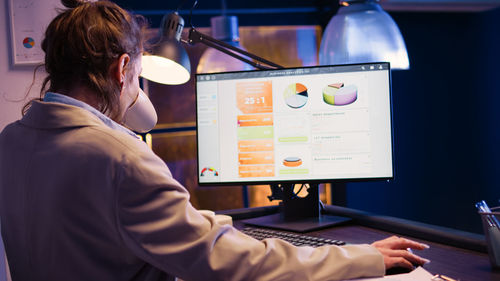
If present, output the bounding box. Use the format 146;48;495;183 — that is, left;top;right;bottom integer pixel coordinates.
322;83;358;106
284;83;308;108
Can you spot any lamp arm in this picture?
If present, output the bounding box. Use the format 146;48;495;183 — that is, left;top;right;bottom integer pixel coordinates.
187;27;284;70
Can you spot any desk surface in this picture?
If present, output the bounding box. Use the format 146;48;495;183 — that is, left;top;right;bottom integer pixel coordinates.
223;206;500;281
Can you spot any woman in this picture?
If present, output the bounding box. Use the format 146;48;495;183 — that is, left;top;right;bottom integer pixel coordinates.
0;1;429;280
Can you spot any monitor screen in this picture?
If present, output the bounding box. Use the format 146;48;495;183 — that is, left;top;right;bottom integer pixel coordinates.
196;62;393;185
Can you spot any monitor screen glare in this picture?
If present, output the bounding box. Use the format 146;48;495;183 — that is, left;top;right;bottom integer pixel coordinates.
196;63;393;185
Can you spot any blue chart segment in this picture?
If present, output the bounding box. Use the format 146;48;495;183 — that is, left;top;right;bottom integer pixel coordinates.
23;37;35;49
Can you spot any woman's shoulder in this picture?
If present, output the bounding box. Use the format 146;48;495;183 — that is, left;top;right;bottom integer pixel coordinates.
78;124;152;159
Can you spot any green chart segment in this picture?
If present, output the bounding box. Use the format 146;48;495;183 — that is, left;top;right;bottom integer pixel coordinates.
279;169;309;175
283;83;308;108
238;126;274;140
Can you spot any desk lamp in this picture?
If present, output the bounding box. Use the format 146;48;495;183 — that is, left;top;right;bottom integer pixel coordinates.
141;11;192;85
142;3;282;85
319;0;410;70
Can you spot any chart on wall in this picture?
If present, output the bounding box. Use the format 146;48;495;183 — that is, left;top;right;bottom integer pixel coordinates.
8;0;62;65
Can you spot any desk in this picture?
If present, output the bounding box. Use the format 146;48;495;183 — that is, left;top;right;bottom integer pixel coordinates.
219;205;500;281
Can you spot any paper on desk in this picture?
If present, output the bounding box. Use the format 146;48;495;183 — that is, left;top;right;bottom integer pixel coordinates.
347;267;434;281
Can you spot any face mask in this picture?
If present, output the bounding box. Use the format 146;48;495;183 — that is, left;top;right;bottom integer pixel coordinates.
122;89;158;133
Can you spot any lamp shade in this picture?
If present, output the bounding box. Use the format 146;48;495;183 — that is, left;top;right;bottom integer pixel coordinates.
141;12;191;84
196;15;253;73
319;0;409;70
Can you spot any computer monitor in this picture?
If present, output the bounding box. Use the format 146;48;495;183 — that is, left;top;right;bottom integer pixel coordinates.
195;62;393;232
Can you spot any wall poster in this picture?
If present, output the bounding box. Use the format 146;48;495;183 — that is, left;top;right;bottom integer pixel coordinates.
8;0;62;65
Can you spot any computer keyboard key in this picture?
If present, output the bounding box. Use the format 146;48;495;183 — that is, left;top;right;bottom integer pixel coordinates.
241;227;346;248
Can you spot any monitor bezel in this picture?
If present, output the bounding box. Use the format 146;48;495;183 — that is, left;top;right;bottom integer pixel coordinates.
194;62;395;186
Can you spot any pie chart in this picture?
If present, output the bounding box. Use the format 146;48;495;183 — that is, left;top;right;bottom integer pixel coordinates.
283;157;302;167
283;83;308;108
322;83;358;106
23;37;35;49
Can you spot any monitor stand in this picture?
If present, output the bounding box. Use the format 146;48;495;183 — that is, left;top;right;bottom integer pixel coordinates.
242;183;350;233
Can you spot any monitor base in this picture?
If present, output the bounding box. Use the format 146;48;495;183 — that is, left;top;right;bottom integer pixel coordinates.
242;213;350;233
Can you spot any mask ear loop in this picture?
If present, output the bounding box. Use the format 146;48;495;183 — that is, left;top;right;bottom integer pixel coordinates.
127;91;140;110
118;74;125;97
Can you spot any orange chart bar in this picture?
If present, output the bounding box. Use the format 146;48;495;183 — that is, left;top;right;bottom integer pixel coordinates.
237;114;273;127
239;152;274;165
236;81;273;114
238;139;274;152
239;165;275;178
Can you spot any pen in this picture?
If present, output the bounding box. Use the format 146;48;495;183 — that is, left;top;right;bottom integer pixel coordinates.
476;201;500;228
431;274;459;281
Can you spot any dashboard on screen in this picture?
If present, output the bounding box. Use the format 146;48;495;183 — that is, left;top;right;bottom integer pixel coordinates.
196;63;393;185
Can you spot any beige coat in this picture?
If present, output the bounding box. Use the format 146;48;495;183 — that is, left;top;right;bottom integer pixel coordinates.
0;101;384;281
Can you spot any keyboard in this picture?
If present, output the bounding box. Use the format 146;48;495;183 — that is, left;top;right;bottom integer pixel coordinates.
241;227;346;247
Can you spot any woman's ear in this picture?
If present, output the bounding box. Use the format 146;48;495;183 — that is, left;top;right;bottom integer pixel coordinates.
114;54;131;93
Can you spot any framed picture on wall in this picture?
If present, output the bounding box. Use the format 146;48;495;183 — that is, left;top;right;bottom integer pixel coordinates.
8;0;62;65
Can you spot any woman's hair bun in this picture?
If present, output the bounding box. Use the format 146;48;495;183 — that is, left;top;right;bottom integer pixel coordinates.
61;0;86;9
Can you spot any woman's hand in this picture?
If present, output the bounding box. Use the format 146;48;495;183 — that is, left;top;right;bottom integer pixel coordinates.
371;236;430;271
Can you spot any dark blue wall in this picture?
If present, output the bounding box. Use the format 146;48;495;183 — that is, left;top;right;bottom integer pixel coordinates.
347;9;500;234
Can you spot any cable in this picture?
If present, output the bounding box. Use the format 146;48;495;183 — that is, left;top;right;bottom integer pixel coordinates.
220;0;226;15
188;0;198;28
319;200;326;213
294;184;305;196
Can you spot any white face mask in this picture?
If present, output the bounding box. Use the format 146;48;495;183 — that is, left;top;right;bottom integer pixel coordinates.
122;89;158;133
